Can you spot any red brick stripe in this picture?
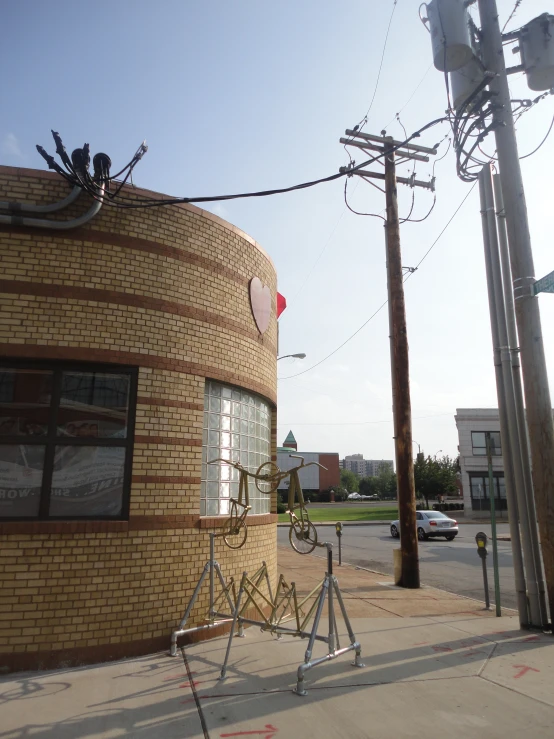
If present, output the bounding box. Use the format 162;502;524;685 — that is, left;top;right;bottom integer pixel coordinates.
0;344;277;404
0;279;277;354
131;476;201;484
0;513;277;535
133;436;202;446
136;397;204;411
0;224;251;287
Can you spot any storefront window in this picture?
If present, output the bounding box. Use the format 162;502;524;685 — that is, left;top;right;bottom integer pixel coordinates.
201;381;272;516
0;363;136;520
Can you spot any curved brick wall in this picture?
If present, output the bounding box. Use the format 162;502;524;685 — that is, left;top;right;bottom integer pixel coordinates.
0;166;278;672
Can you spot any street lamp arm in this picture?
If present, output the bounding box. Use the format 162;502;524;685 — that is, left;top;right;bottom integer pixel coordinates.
277;353;306;360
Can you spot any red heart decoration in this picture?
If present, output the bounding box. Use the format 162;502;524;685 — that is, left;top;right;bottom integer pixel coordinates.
249;277;271;334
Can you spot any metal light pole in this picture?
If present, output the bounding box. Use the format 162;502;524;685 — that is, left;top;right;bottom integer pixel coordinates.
477;0;554;625
277;353;306;360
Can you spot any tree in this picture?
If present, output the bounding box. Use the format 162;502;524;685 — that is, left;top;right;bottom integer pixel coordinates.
340;468;359;493
413;454;458;508
359;476;378;497
373;467;397;499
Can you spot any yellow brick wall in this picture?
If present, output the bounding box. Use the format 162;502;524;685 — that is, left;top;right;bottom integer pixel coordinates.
0;166;278;671
0;525;277;656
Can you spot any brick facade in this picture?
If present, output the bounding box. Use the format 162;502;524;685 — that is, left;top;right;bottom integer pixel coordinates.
0;166;278;672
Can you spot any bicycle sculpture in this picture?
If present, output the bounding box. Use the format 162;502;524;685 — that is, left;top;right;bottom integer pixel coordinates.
209;458;280;549
210;454;325;554
255;454;326;555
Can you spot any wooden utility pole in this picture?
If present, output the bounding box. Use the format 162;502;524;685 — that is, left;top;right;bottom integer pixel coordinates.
384;141;419;588
340;130;437;588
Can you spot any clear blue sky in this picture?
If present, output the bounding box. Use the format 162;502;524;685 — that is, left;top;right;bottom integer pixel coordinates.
2;0;553;462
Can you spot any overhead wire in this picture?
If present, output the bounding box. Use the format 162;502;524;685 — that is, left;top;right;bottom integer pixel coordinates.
519;110;554;160
277;412;453;427
348;0;399;138
502;0;524;33
279;182;477;381
38;116;449;209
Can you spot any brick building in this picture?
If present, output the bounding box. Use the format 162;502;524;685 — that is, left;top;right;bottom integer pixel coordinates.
0;166;278;672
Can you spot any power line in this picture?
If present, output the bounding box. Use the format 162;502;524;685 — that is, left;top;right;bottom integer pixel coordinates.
405;181;477;277
357;0;398;129
279;183;477;381
502;0;524;33
279;299;390;380
382;65;434;131
38;116;448;209
520;110;554;160
277;412;453;427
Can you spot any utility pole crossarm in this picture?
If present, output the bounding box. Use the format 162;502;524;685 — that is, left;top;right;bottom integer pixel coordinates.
341;167;436;191
340;137;431;163
344;129;438;155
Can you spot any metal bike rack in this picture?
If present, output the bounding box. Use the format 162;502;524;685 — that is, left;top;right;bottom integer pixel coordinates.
170;533;237;656
219;541;364;696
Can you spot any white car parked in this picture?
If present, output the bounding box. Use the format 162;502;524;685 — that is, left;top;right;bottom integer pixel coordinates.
390;510;459;541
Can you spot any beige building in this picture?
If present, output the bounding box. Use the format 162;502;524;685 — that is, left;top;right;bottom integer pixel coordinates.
0;165;278;672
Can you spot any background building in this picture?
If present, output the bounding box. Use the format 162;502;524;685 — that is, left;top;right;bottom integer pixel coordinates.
0;166;278;672
277;431;339;492
340;454;394;478
455;409;508;518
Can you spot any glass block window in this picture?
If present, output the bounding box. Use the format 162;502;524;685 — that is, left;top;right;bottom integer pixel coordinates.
201;381;272;516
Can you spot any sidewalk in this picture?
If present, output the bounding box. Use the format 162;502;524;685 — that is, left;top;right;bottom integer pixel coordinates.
1;546;552;739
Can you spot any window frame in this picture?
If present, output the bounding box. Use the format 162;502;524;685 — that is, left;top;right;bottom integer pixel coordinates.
0;359;138;521
468;472;508;511
471;431;502;456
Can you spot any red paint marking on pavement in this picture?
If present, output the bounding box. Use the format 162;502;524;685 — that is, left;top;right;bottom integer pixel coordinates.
179;680;199;689
513;664;540;679
163;673;194;681
465;650;487;657
522;635;539;642
459;640;482;648
432;645;453;653
220;725;278;738
413;642;429;646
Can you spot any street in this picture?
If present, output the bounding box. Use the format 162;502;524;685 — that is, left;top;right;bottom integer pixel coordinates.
278;522;517;609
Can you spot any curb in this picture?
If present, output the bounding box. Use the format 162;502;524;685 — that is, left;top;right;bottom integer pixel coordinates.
277;521;392;527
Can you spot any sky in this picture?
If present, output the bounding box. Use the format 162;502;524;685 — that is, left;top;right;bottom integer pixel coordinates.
2;0;554;464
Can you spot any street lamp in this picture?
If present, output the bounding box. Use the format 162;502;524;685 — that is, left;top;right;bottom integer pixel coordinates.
277;353;306;360
434;449;443;458
412;440;424;464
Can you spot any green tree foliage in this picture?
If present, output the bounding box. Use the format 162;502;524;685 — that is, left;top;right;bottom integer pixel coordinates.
414;454;458;507
340;468;359;493
373;468;397;499
358;476;378;497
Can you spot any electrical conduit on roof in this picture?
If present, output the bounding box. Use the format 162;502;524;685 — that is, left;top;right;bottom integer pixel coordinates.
0;185;81;214
0;185;104;230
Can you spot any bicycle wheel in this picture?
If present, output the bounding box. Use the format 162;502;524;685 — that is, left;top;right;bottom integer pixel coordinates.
289;519;317;555
222;516;248;549
255;461;280;494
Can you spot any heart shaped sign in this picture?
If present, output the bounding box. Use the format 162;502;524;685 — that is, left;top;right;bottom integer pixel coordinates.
249;277;271;334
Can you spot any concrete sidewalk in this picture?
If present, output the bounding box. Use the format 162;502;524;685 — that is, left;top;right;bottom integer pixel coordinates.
1;546;552;739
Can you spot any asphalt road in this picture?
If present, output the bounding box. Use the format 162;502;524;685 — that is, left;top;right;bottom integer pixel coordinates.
277;522;516;610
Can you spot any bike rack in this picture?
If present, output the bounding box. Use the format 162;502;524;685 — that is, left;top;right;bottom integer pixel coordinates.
170;533;237;655
219;541;364;696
